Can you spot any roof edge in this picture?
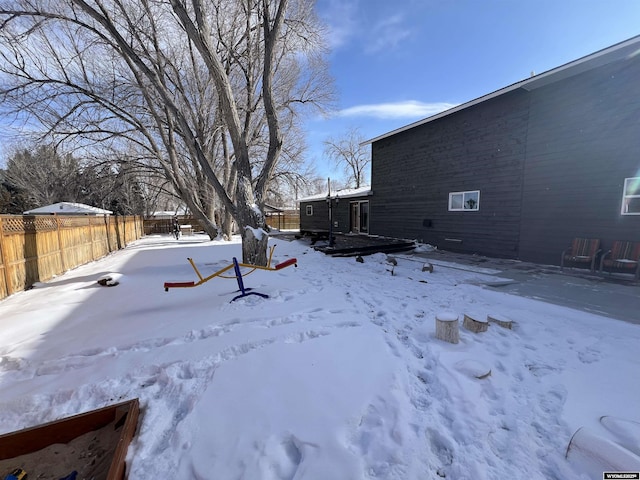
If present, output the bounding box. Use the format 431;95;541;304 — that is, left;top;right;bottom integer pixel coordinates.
362;34;640;145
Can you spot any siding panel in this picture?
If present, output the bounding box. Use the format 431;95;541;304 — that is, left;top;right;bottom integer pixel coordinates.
520;58;640;264
371;89;529;258
369;49;640;265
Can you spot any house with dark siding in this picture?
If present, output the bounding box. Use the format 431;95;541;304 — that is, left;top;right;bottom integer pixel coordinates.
298;187;372;236
363;35;640;266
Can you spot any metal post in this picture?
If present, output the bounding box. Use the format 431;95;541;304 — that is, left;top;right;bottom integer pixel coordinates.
327;178;334;247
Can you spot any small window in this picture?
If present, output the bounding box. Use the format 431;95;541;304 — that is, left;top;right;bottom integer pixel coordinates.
448;190;480;211
621;177;640;215
306;205;313;216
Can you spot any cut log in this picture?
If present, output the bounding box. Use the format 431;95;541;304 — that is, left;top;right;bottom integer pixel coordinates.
487;314;514;330
435;312;459;344
463;313;489;333
455;359;492;379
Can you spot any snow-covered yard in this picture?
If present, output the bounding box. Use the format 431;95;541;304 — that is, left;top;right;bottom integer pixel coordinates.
0;235;638;479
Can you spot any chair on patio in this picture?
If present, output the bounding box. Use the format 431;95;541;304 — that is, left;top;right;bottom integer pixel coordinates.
599;240;640;280
561;238;601;272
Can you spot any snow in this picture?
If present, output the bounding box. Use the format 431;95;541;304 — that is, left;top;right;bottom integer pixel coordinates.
23;201;112;215
298;186;372;202
246;225;267;241
0;235;639;479
435;311;459;322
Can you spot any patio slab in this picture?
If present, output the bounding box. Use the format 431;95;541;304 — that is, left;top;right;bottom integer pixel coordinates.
408;249;640;325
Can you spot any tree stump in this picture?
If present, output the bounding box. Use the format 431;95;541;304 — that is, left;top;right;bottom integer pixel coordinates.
487;314;513;330
435;312;459;344
455;359;492;379
463;314;489;333
242;227;269;266
422;262;434;273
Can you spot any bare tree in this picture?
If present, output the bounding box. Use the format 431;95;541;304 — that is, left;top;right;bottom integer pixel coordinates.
0;0;333;264
3;145;83;208
323;127;371;188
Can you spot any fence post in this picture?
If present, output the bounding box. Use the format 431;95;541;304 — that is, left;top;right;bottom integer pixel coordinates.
88;216;96;259
0;216;13;296
55;215;66;272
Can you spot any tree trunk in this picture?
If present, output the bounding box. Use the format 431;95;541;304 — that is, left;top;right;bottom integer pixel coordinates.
222;209;234;240
435;312;459;344
463;314;489;333
487;314;514;329
242;226;269;266
236;177;268;265
179;193;219;240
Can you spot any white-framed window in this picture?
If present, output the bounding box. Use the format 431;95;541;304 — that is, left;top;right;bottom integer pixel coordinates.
621;177;640;215
306;205;313;216
448;190;480;211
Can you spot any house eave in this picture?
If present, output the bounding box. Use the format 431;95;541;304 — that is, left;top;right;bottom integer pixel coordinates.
362;34;640;146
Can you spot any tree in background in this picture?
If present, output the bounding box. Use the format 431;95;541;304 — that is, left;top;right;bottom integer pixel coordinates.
323;127;371;189
0;169;27;214
3;145;82;210
0;0;334;264
0;144;147;215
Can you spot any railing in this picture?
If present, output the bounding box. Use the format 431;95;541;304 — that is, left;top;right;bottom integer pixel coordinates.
0;215;143;301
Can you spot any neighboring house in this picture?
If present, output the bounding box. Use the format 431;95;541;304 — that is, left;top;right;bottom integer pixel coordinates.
299;186;372;235
24;202;113;216
362;35;640;266
147;207;190;219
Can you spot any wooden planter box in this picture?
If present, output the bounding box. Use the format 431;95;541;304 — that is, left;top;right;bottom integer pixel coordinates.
0;398;139;480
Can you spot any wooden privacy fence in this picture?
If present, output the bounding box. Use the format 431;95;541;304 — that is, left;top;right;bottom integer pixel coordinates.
143;212;299;236
266;211;299;231
0;215;144;301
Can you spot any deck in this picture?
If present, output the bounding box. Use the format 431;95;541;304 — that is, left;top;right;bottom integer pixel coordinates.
296;232;416;256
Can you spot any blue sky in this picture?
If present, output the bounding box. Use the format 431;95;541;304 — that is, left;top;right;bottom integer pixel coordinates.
307;0;640;182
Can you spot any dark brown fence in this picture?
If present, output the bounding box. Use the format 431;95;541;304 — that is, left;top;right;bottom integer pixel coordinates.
266;211;299;231
0;215;143;301
143;212;300;236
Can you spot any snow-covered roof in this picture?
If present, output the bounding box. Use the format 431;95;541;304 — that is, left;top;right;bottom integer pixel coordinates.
150;210;179;218
298;186;372;203
363;34;640;145
24;202;113;215
149;207;189;217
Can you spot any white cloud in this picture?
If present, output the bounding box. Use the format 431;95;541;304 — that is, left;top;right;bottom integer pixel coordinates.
319;0;360;49
364;13;412;54
337;100;458;119
319;1;415;53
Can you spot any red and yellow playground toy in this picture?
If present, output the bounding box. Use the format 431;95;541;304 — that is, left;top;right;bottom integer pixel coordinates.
164;245;297;302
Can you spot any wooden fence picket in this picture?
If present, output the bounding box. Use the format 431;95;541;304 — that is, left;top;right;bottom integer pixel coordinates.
0;215;143;301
